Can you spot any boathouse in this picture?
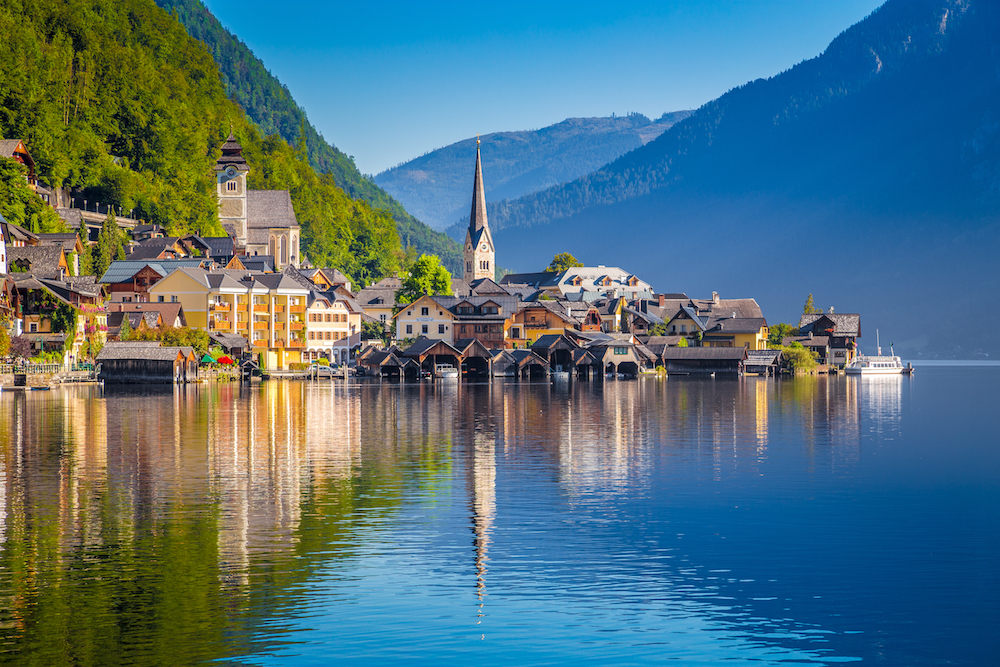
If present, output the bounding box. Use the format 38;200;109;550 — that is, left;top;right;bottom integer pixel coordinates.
97;342;199;383
659;347;747;375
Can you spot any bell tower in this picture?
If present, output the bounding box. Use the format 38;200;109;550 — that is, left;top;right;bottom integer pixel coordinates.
215;130;250;249
464;138;495;283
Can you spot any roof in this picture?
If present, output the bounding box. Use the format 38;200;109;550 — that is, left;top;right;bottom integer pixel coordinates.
209;332;248;349
97;342;188;361
2;220;38;245
214;131;249;171
126;238;183;261
499;271;560;288
704;317;767;335
107;302;186;327
746;349;782;364
798;313;861;337
201;236;235;257
7;246;64;279
247;190;299;230
531;334;577;351
0;139;25;158
783;335;831;347
660;347;748;361
355;286;398;308
401;336;463;358
98;259;208;284
36;233;82;253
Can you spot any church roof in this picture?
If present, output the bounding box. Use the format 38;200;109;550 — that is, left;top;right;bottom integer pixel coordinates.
214;131;249;171
247;190;299;230
469;141;488;233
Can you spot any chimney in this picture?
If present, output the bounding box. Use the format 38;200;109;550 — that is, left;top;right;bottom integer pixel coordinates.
658;294;665;307
731;312;736;318
809;331;814;339
828;306;835;314
712;291;719;304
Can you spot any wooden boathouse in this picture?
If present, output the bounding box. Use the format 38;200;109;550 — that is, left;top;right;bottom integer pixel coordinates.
97;342;199;384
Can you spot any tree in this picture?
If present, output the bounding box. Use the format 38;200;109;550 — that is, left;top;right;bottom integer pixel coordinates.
649;322;669;337
9;335;33;359
395;254;452;306
119;314;133;341
768;323;797;347
677;337;688;347
0;327;9;357
619;306;629;333
91;211;127;279
546;252;583;273
803;293;823;315
781;342;818;372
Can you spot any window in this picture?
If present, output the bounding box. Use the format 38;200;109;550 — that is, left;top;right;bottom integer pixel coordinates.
326;314;332;322
29;322;37;333
461;325;467;333
171;295;178;303
226;180;237;192
680;324;687;333
614;347;628;355
484;306;498;314
511;327;520;339
421;324;428;334
158;295;164;303
438;324;445;334
421;307;429;316
380;314;386;322
406;324;413;335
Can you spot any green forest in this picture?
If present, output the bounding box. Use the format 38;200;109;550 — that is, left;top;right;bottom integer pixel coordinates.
153;0;462;274
0;0;435;286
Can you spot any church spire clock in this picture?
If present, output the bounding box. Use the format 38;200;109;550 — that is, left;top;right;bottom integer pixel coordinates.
464;137;495;283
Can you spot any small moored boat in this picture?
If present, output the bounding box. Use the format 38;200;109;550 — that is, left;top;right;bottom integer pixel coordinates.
435;364;459;379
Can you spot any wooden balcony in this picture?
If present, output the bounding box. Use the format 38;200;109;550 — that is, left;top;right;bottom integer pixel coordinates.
274;305;285;313
211;302;231;312
236;321;248;329
288;340;304;348
273;322;285;330
253;304;269;313
252;339;268;348
290;321;304;331
253;321;269;331
289;305;305;313
236;304;248;312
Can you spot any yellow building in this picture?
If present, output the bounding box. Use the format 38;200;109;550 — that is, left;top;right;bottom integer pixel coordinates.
506;301;579;349
149;268;310;369
394;295;455;343
702;318;770;350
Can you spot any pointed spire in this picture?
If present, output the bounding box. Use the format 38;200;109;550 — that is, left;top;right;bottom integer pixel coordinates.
470;137;488;233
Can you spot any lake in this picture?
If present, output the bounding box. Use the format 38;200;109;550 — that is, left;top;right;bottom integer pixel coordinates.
0;366;997;665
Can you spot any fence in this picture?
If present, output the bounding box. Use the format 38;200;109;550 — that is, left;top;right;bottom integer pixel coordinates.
0;363;63;374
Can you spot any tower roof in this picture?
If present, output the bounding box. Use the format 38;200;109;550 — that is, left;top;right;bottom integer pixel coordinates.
469;139;488;233
215;130;249;171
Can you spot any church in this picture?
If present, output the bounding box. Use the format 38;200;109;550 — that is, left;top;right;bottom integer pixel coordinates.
215;132;301;270
463;138;495;284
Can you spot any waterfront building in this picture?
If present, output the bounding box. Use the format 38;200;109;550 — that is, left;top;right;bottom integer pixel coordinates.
394;295;456;343
797;311;861;365
500;266;653;301
304;293;355;365
507;301;581;348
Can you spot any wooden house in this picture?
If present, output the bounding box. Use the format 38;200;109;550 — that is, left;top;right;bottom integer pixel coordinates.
659;347;747;375
797;312;860;365
97;342;199;383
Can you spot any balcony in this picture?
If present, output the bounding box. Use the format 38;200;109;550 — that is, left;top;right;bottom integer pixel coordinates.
252;339;268;348
289;305;305;313
524;322;551;330
253;321;269;331
288;340;304;348
236;321;248;329
290;321;304;331
253;304;269;313
236;304;248;312
274;305;285;313
211;302;231;312
274;322;285;330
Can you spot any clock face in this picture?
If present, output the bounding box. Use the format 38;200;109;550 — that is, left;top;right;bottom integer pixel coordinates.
226;167;235;177
466;244;472;250
481;244;488;251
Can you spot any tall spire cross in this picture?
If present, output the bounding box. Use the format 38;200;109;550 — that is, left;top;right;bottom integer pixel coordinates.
469;136;488;232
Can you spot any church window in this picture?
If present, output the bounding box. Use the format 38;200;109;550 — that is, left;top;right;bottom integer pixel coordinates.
280;236;288;265
226;180;237;192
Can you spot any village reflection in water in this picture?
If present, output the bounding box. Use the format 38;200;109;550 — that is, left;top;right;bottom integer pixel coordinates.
0;374;906;664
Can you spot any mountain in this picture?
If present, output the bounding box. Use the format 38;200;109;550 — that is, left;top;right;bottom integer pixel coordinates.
476;0;1000;358
0;0;405;285
154;0;461;274
377;112;691;231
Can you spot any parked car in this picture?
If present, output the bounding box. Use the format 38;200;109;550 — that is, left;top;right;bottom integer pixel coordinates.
309;363;337;378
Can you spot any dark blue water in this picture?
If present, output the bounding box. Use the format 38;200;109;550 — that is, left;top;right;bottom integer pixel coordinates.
0;366;997;665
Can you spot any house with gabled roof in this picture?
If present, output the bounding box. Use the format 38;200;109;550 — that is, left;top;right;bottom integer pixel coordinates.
507;300;580;348
394;295;456;343
702;316;770;350
434;294;518;349
797;311;860;365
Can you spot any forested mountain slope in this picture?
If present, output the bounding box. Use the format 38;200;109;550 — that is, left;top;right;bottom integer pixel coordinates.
0;0;404;285
155;0;461;273
486;0;1000;358
376;112;690;231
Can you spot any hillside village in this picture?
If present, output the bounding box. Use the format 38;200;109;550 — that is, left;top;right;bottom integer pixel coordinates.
0;135;863;381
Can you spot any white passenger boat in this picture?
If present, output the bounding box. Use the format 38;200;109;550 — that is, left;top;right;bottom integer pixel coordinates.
845;354;905;375
845;330;911;375
435;364;459;379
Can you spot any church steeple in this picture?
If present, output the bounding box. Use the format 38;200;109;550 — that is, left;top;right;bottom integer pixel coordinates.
464;137;495;284
470;137;488;233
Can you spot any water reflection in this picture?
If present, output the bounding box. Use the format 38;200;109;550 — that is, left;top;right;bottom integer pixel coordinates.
0;375;923;665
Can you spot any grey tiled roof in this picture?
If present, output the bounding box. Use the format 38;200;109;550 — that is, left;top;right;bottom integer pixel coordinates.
798;313;861;337
7;246;64;279
660;347;748;361
247;190;299;230
97;342;189;361
704;317;766;335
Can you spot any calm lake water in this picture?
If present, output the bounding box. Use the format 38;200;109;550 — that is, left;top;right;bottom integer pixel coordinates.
0;367;997;666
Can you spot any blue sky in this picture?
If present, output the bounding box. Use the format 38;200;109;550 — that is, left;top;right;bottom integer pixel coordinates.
203;0;884;175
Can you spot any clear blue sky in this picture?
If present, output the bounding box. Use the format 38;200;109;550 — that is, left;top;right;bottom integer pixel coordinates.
203;0;884;175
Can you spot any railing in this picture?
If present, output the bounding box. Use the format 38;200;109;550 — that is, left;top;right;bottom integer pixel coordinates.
0;363;63;374
273;322;285;330
236;321;248;329
524;322;551;330
289;305;305;313
288;340;304;348
252;339;268;347
253;304;269;313
211;302;231;312
289;322;304;331
253;321;269;331
274;305;285;313
236;304;248;312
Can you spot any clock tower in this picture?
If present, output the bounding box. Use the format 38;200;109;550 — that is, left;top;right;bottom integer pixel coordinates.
464;138;495;283
215;130;250;249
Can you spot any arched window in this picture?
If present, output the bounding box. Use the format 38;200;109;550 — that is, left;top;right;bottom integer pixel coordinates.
269;235;276;257
280;235;288;265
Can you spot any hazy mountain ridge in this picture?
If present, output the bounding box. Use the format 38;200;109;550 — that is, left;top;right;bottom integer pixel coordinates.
484;0;1000;358
376;111;691;231
154;0;462;273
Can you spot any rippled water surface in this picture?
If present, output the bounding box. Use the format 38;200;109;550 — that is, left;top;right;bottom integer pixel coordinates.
0;367;997;665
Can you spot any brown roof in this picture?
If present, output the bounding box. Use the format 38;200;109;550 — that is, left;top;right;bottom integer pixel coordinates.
106;302;186;327
247;190;299;230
